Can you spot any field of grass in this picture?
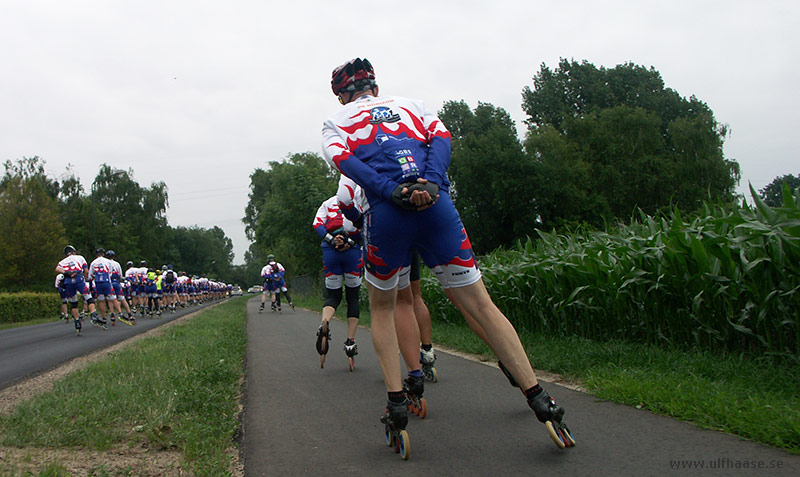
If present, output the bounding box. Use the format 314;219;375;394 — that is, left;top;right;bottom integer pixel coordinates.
0;297;248;475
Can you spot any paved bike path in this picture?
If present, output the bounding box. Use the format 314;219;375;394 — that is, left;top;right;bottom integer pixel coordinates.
241;297;799;476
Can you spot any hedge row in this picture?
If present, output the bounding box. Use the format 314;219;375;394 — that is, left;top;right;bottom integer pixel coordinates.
0;292;62;324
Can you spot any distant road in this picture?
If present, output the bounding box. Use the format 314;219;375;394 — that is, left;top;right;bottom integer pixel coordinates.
0;302;217;390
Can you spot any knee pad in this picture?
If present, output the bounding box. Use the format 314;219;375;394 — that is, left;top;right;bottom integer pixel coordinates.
345;285;360;319
87;298;95;305
70;301;79;310
324;287;343;309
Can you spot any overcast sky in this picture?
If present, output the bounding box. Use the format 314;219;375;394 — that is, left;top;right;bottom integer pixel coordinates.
2;1;798;264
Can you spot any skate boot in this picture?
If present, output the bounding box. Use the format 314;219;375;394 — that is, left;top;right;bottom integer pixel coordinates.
420;346;438;383
344;338;358;372
61;312;68;323
498;360;519;388
74;317;82;335
271;303;277;313
380;398;411;460
289;302;295;311
110;314;116;326
404;372;427;419
316;322;331;368
527;387;575;449
258;303;264;313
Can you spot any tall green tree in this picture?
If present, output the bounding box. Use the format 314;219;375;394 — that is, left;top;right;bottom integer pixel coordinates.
244;152;337;277
759;173;800;207
0;157;66;289
522;59;740;228
438;101;535;252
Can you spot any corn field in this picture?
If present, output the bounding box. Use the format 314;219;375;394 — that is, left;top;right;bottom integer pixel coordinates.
422;186;800;358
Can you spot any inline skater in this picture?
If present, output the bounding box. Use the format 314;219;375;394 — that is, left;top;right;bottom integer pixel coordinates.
162;265;178;312
265;255;294;312
313;187;364;370
339;174;428;413
258;260;275;313
322;58;574;453
55;273;69;322
88;248;113;327
55;245;98;334
145;267;159;317
106;250;133;324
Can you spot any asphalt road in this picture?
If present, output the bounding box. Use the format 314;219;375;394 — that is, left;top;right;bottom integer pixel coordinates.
0;302;217;390
241;297;799;476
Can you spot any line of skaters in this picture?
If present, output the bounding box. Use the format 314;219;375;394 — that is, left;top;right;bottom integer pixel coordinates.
55;246;231;334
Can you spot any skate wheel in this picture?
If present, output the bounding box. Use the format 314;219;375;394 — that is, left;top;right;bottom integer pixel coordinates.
417;398;427;419
561;423;576;447
348;357;355;372
426;367;438;383
398;430;410;460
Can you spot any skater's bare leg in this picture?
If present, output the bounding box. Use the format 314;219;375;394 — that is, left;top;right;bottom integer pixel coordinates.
448;279;538;390
396;286;422;372
368;283;403;393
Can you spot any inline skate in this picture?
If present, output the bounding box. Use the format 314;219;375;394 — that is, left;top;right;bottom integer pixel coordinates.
420;346;438;382
404;373;427;419
527;387;575;449
344;338;358;372
381;398;411;460
316;322;331;368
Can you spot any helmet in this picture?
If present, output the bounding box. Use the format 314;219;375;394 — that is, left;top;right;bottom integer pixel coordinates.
331;58;376;96
126;261;133;267
267;254;275;261
140;260;147;266
64;245;76;256
162;265;167;270
106;250;115;258
96;248;105;255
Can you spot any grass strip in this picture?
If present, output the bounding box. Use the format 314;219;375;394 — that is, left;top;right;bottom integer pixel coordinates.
295;293;800;455
0;297;248;475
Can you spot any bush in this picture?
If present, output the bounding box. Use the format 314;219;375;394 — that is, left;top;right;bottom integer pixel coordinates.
0;292;61;324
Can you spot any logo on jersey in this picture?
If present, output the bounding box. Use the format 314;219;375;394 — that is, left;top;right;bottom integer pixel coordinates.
369;106;400;124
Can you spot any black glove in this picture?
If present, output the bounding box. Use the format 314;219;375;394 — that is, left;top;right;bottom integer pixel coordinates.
391;181;418;210
406;181;439;205
352;214;364;229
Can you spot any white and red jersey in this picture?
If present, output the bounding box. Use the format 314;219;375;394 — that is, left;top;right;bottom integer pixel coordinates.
313;196;358;238
260;265;271;280
321;94;451;209
57;254;88;278
124;266;138;284
136;266;148;285
89;257;113;283
108;259;123;282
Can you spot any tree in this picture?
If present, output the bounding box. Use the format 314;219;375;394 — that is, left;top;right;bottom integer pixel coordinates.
244;152;338;277
759;173;800;207
0;157;66;289
522;59;740;228
438;101;536;252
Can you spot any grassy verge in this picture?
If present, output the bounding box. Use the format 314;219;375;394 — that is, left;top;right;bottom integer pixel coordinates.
0;297;248;475
0;317;62;330
295;294;800;455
